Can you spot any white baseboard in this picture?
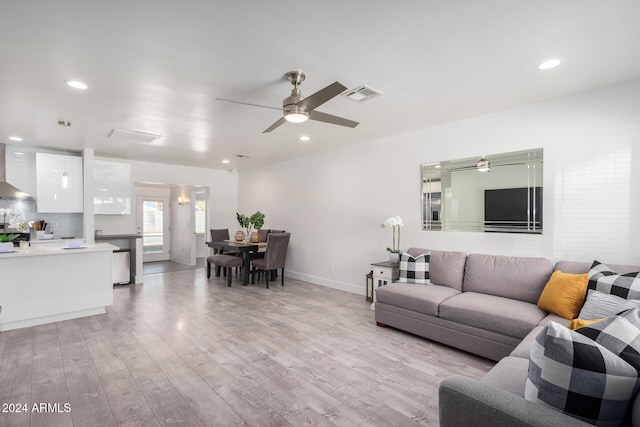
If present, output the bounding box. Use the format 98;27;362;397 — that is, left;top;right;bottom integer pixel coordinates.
285;270;364;295
0;307;106;332
171;257;193;266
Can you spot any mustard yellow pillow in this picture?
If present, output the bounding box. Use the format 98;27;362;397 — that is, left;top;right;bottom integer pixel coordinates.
537;270;589;319
568;318;604;330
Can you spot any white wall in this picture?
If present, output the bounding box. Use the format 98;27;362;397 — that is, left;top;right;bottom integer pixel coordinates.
238;79;640;295
94;158;238;236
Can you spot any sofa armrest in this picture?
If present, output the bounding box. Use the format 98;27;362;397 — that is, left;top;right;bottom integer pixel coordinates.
439;375;590;427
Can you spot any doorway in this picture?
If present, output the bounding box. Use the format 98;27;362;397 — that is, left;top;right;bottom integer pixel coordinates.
136;195;170;262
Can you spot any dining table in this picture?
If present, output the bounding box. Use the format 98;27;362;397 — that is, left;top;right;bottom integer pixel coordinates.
206;240;267;285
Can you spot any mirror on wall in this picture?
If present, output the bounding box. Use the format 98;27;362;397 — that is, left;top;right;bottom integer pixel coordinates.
421;148;543;234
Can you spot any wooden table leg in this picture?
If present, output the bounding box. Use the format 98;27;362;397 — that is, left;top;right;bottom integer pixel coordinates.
242;251;251;285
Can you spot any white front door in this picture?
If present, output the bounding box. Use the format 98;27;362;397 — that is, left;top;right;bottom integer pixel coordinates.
136;196;170;262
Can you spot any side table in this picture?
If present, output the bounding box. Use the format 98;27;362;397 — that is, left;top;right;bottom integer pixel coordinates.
370;260;399;310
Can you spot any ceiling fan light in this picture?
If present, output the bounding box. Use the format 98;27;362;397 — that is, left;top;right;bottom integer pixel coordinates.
284;112;309;123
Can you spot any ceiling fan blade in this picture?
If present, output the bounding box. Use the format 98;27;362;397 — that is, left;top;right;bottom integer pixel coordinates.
215;98;282;111
309;110;359;128
298;81;347;112
263;117;288;133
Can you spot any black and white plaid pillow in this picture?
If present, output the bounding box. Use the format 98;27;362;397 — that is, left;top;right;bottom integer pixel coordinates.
589;261;640;300
576;308;640;372
398;252;430;285
525;321;640;425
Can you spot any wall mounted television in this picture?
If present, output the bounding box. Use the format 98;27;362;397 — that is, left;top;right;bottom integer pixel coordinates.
484;187;542;233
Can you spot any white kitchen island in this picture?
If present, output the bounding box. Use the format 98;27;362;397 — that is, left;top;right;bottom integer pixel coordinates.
0;242;117;331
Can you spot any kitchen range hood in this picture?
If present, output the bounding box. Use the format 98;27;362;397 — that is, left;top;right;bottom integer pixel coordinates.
0;143;33;200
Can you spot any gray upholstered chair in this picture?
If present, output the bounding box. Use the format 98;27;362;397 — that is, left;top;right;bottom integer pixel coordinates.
207;229;239;279
257;228;270;243
209;229;229;250
255;229;286;274
251;232;290;288
208;254;244;286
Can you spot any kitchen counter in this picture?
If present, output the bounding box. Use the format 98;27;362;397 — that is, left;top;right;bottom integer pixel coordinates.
95;234;142;240
0;242;118;331
0;242;116;258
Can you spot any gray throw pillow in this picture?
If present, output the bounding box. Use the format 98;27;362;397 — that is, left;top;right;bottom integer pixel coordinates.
578;290;640;320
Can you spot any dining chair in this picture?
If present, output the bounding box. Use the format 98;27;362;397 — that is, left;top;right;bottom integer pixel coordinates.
257;228;270;243
253;229;286;275
250;229;270;263
250;232;290;288
207;229;239;279
207;254;244;286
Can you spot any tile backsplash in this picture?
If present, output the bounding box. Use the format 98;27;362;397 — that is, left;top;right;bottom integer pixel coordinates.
0;200;83;239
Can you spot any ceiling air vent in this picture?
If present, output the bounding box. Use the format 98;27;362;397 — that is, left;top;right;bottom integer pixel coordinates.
342;84;383;102
107;128;161;144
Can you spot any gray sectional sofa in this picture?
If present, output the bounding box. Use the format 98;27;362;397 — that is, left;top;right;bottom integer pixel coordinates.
375;248;559;361
374;249;640;426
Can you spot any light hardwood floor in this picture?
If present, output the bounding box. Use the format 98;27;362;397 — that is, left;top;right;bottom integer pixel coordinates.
0;269;494;426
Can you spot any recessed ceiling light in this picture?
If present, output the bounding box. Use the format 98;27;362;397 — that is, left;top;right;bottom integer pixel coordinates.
299;136;310;141
66;80;88;90
222;159;230;164
538;59;561;70
8;136;23;141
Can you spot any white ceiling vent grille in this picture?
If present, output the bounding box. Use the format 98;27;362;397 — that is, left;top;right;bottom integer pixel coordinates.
107;128;161;144
342;84;383;102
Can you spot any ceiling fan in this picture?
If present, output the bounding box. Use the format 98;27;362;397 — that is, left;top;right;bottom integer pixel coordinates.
215;71;359;133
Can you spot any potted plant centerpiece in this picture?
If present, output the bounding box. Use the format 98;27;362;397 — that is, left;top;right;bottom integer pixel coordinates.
235;213;250;241
248;211;265;243
381;215;403;263
236;211;265;243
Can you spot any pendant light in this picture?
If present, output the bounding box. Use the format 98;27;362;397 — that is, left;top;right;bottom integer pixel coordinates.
58;121;71;189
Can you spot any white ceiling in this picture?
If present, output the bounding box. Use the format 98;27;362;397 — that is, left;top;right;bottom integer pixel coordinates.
1;1;640;170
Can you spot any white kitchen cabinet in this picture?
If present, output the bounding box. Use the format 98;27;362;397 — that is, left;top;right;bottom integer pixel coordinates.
93;160;131;215
36;153;84;213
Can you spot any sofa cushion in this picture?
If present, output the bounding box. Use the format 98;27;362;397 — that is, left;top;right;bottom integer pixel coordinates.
375;283;460;316
511;315;573;359
511;325;545;359
538;312;571;327
439;292;547;339
588;261;640;300
463;253;553;304
398;251;430;284
406;248;467;290
481;356;529;397
537;270;589;319
525;321;640;426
